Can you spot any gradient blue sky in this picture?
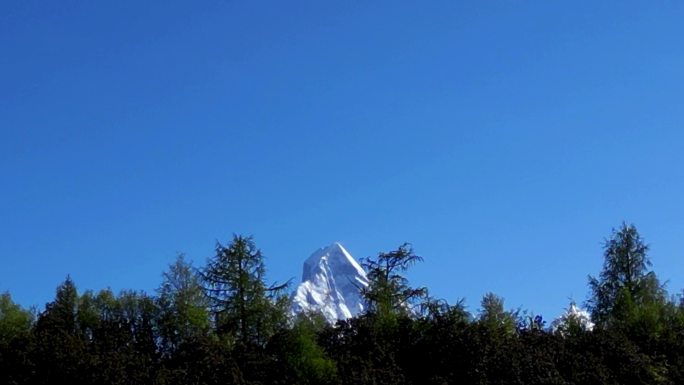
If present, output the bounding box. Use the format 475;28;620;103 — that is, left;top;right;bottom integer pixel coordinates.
2;1;683;320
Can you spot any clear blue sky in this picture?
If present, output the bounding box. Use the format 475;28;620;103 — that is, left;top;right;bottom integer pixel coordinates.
2;1;683;321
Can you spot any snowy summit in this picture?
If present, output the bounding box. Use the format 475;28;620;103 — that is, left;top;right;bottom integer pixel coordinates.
552;301;595;334
291;242;369;323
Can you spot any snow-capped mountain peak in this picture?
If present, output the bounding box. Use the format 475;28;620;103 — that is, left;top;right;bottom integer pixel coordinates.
291;242;369;323
552;301;595;334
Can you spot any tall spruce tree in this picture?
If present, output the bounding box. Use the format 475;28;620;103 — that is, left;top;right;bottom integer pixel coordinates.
588;223;666;329
202;235;288;348
32;277;90;384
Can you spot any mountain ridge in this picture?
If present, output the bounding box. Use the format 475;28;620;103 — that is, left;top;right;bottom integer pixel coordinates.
291;242;369;323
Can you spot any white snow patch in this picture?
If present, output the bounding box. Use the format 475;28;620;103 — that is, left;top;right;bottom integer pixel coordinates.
291;242;369;323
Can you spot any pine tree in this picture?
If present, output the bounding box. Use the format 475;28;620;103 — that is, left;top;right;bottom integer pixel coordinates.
202;235;288;348
32;277;90;384
361;243;427;319
587;223;666;329
478;292;517;333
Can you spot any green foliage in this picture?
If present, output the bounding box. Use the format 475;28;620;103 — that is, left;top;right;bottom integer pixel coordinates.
268;313;337;384
588;223;667;332
0;292;33;385
202;235;289;348
31;277;90;384
2;225;684;384
551;301;594;337
361;243;427;320
157;254;210;356
319;314;409;385
479;292;517;334
0;292;32;344
200;234;290;383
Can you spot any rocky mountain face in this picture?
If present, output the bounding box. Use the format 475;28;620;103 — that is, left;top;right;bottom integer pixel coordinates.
291;242;368;323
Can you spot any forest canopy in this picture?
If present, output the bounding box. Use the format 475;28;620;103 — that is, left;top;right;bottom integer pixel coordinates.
1;224;684;385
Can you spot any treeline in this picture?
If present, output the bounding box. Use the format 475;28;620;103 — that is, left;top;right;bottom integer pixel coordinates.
2;224;684;384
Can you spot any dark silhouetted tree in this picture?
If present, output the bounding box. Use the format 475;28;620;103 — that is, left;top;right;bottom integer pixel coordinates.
32;277;90;384
361;243;427;319
202;235;288;347
201;235;289;383
588;223;666;331
0;292;34;385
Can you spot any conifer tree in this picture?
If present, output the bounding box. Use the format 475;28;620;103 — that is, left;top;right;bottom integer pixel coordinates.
361;243;427;319
157;254;210;355
202;235;288;348
478;292;517;333
32;277;90;384
588;223;666;329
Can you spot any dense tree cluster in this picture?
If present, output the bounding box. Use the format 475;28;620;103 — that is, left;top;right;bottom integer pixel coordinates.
2;225;684;384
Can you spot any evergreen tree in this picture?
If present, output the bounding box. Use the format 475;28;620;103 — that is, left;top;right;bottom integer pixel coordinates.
31;277;90;384
588;223;666;329
86;289;160;385
202;235;288;348
478;292;517;334
6;227;684;384
361;243;427;319
157;254;210;356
